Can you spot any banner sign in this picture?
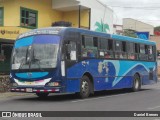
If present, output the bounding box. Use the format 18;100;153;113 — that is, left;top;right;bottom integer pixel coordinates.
136;32;149;40
0;111;160;117
0;27;30;40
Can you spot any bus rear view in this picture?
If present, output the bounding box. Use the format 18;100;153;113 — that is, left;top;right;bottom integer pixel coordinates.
10;28;62;97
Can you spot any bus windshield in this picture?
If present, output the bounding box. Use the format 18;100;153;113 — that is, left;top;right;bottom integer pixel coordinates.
11;35;60;70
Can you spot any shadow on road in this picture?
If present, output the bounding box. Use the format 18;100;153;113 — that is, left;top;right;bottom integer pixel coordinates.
14;88;151;102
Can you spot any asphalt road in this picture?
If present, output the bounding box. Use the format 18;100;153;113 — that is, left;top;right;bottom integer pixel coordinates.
1;81;160;120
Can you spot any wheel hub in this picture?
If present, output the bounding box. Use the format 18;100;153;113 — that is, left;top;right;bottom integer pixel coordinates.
82;81;89;94
135;78;139;89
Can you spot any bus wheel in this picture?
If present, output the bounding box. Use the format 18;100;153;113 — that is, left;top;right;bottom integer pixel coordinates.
132;74;141;92
79;76;91;99
36;93;49;98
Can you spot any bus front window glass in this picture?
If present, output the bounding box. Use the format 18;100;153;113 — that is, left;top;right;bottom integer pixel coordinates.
31;44;59;69
11;35;60;70
12;46;29;70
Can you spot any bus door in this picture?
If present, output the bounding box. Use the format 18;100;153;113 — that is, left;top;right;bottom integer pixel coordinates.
65;40;78;66
64;39;82;79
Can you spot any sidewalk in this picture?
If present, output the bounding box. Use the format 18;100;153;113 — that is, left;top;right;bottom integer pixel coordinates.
0;92;33;100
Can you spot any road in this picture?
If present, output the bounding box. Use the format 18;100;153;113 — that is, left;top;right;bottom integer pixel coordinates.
1;81;160;120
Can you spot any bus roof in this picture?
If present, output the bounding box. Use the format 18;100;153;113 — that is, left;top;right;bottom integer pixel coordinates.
17;27;111;39
112;34;156;45
17;27;156;46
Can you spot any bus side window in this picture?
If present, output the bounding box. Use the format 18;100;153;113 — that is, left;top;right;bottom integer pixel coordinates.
107;39;114;58
108;39;113;51
66;41;77;61
115;40;122;59
139;44;148;60
148;46;154;61
121;41;127;59
99;38;108;58
128;42;135;60
135;43;139;60
81;36;98;58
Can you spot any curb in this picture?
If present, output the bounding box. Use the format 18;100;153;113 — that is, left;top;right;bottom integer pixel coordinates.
0;92;33;100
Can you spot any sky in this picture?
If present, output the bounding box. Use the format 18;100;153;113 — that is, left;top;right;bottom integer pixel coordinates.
100;0;160;27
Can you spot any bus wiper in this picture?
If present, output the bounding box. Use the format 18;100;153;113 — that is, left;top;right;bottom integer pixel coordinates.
18;58;26;71
33;58;44;71
32;58;44;72
18;46;30;71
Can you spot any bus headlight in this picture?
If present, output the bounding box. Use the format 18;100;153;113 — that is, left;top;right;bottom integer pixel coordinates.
47;82;60;86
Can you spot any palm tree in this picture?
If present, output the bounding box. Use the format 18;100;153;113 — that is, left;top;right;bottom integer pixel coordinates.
95;19;110;33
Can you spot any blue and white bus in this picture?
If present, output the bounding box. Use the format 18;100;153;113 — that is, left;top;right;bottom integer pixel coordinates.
10;27;157;98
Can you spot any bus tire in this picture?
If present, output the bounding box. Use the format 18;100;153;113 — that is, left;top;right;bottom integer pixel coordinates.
36;93;49;98
78;76;91;99
132;74;141;92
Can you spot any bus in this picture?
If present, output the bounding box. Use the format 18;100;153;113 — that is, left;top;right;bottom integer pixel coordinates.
10;27;157;98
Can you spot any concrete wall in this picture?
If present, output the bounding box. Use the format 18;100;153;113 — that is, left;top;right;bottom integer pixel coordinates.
62;9;89;28
150;36;160;50
80;0;113;33
0;0;63;28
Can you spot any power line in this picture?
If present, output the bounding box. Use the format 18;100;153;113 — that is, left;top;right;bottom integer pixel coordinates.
106;5;160;10
136;19;160;21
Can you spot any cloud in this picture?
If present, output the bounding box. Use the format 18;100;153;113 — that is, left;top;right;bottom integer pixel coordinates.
100;0;160;26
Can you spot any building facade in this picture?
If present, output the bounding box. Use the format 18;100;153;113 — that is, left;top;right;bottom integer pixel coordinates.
123;18;154;36
113;24;123;35
0;0;113;74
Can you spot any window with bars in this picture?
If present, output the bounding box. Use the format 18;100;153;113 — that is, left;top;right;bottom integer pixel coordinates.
20;7;38;28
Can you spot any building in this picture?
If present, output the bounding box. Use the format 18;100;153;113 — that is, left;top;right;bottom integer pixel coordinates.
113;24;123;35
150;36;160;75
0;0;113;74
123;18;154;36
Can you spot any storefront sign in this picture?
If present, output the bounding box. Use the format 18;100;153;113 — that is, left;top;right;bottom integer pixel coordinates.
0;27;29;40
136;32;149;40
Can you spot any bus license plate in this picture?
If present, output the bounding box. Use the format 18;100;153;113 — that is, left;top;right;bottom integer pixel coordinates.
26;88;33;92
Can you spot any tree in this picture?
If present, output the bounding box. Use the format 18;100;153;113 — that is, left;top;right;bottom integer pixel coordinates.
154;26;160;32
95;19;110;33
123;29;137;38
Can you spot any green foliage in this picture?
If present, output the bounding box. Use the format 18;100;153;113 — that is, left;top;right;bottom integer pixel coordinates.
154;26;160;31
95;19;110;33
123;29;137;38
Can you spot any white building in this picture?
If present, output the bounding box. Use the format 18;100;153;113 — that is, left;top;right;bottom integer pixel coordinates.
123;18;154;35
113;24;123;35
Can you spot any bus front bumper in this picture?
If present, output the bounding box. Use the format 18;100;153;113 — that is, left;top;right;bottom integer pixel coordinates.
10;86;61;93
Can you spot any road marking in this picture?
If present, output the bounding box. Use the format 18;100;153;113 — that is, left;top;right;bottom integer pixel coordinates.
71;90;151;103
71;93;128;103
148;106;160;110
